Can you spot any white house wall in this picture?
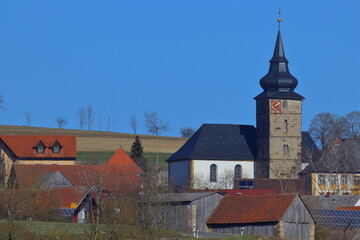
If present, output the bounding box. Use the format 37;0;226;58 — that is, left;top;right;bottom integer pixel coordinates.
193;160;254;189
169;160;190;189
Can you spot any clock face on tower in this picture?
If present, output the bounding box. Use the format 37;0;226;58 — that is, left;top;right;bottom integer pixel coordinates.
271;100;281;112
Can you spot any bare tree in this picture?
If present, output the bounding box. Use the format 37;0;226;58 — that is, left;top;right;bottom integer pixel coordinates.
76;107;86;130
309;112;346;149
129;114;137;134
144;111;169;136
344;111;360;138
180;127;196;138
24;111;32;126
87;104;94;130
55;117;68;129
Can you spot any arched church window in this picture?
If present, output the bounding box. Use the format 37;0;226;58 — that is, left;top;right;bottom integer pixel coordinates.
235;165;242;179
210;164;217;182
284;120;288;132
283;144;289;155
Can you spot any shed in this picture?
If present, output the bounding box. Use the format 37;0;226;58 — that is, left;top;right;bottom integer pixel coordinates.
153;192;223;232
207;194;315;240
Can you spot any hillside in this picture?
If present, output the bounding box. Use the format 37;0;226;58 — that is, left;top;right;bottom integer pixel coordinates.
0;125;187;153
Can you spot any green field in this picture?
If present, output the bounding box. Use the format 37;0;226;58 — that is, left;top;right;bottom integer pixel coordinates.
76;151;172;169
0;220;275;240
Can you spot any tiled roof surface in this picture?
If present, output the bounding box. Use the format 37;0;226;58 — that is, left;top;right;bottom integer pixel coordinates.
157;192;221;203
336;206;360;211
13;164;141;192
302;195;360;212
207;194;296;224
167;124;257;162
106;149;142;173
0;135;76;158
188;189;276;196
53;187;89;208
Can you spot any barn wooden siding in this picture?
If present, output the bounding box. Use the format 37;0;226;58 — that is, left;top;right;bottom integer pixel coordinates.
281;196;315;240
192;193;223;232
208;222;277;236
151;193;223;232
207;195;315;240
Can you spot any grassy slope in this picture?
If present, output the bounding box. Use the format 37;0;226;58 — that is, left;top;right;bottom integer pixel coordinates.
76;151;171;168
0;125;184;166
0;124;187;153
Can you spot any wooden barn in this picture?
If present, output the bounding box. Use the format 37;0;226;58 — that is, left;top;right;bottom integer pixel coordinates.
153;192;223;232
206;194;315;240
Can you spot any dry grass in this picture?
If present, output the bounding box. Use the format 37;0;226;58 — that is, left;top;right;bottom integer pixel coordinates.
0;125;187;153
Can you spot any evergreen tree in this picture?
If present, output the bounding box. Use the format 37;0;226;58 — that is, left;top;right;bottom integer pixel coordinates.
130;135;147;171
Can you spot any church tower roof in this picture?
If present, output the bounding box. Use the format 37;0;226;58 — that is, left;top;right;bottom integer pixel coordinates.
255;29;304;100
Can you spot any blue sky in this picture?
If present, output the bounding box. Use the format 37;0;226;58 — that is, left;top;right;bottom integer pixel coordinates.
0;1;359;136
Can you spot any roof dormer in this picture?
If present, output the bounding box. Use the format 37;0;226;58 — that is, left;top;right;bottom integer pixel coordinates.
34;141;46;154
51;141;62;154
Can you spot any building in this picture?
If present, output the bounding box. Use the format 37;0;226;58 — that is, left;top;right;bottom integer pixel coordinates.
167;29;318;189
0;135;76;183
9;149;142;192
207;194;315;240
300;138;360;195
153;192;223;232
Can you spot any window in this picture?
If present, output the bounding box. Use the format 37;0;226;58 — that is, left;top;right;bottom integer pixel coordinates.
210;164;217;182
319;175;325;185
51;141;62;154
35;141;46;154
341;175;348;185
235;165;242;179
53;146;60;153
283;144;289;155
330;175;336;185
354;176;360;185
239;180;254;189
284;120;288;132
282;100;288;109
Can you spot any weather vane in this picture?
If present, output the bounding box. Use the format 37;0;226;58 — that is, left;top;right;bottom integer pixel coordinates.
278;8;282;30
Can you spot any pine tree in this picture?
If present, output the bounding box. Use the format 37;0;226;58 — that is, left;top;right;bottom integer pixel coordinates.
130;135;147;171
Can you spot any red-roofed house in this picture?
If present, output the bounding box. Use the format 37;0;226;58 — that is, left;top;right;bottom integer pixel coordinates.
106;149;142;172
0;135;76;182
207;194;315;240
10;164;142;192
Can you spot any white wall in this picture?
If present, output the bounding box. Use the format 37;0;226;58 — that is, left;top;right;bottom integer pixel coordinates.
169;160;190;189
193;160;254;189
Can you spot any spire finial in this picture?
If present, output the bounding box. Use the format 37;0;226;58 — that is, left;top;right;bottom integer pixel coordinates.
278;8;282;31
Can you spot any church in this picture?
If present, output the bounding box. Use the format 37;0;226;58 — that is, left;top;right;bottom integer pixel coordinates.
167;28;317;190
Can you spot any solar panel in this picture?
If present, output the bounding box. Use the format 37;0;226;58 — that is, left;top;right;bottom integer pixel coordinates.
313;209;360;228
58;208;75;217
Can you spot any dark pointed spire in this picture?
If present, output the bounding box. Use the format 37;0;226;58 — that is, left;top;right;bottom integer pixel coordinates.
255;29;304;100
269;31;288;64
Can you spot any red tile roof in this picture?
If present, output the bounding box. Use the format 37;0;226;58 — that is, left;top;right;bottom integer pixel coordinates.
336;206;360;211
0;135;76;158
106;149;142;172
206;194;296;224
54;187;90;209
13;164;141;192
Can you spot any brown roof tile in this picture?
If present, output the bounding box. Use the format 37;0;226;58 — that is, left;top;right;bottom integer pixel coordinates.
0;135;76;158
207;194;296;224
106;149;142;172
13;164;141;192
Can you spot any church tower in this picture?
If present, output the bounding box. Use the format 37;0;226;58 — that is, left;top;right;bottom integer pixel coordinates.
254;28;304;179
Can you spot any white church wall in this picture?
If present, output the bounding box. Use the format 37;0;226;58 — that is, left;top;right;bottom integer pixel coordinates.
193;160;254;189
169;160;190;189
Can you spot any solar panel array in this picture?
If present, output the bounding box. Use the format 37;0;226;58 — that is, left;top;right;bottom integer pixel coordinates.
58;208;75;217
312;209;360;228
